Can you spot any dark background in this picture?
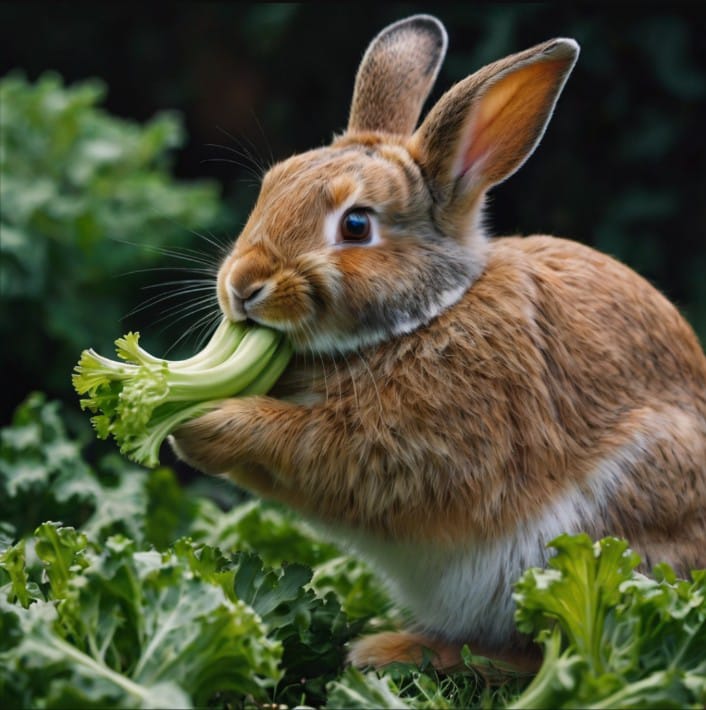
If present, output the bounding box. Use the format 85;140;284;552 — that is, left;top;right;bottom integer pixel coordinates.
2;2;706;424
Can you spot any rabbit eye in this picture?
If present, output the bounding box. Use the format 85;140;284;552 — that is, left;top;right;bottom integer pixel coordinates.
339;209;371;243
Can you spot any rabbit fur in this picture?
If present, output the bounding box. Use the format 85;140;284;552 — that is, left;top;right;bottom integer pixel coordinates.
172;15;706;671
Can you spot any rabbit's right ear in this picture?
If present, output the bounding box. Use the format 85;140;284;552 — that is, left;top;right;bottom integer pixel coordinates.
348;15;448;136
410;38;579;240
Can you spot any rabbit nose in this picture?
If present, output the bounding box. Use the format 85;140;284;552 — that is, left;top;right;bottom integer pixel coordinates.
231;281;265;311
219;246;275;319
234;281;264;301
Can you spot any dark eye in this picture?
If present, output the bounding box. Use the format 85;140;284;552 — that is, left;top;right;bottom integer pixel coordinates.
340;209;371;243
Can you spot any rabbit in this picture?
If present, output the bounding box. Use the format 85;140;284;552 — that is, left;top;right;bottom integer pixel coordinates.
171;15;706;671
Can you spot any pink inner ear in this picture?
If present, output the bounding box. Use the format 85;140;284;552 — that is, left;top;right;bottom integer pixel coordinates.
452;58;566;187
459;85;522;175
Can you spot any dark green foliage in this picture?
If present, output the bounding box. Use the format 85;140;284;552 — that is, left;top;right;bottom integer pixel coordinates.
0;395;391;708
2;395;704;708
233;551;356;706
0;392;149;542
0;72;230;422
0;528;281;708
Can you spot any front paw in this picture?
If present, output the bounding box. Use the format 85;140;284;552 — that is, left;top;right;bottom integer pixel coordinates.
168;420;215;474
169;405;244;475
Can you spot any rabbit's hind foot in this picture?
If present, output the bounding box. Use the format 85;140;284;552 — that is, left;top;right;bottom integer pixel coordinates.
347;631;540;679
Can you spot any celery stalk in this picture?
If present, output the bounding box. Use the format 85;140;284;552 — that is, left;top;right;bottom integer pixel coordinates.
73;319;293;467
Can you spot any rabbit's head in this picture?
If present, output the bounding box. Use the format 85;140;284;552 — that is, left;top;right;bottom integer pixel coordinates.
217;16;579;353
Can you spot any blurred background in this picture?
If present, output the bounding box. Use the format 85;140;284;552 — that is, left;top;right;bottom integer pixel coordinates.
1;2;705;431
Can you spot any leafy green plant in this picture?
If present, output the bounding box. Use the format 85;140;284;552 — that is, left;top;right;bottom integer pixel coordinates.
326;666;494;710
1;527;281;708
2;397;705;708
0;392;151;543
0;394;706;708
0;72;230;412
511;534;706;709
0;394;388;707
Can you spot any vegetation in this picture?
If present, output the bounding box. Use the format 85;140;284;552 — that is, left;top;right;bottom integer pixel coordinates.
0;73;231;417
512;536;706;708
2;396;704;708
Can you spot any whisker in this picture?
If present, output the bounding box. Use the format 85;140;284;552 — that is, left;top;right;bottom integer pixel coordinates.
247;108;276;172
124;290;218;321
200;157;263;186
149;300;220;336
190;228;233;257
183;223;234;257
232;122;267;165
204;136;265;185
131;280;216;301
104;197;234;259
99;199;232;358
163;308;222;357
204;143;264;176
215;125;269;177
140;278;215;291
125;287;216;316
117;266;218;278
108;236;220;269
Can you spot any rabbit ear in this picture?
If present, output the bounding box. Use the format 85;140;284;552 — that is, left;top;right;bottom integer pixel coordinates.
411;38;579;235
348;15;448;135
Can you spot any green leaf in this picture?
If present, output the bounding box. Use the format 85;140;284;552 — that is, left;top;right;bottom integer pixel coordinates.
0;394;157;544
326;667;410;709
232;550;356;707
312;554;392;622
34;522;89;599
191;498;341;567
0;541;34;608
0;530;283;708
0;394;98;537
0;597;192;709
512;535;706;709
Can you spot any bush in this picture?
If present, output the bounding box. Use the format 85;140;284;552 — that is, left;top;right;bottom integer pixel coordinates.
0;73;231;420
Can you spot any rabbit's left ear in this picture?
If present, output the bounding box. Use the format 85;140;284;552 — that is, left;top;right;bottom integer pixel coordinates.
411;38;579;233
348;15;447;135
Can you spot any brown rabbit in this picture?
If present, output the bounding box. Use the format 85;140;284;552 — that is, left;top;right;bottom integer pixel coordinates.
172;15;706;671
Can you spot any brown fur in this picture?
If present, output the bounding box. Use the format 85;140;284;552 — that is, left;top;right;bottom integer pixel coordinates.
348;15;447;135
348;631;541;676
179;237;706;562
172;16;706;671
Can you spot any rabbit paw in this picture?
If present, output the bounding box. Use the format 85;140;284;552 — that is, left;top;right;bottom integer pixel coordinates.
169;400;254;475
348;632;541;678
348;632;463;671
